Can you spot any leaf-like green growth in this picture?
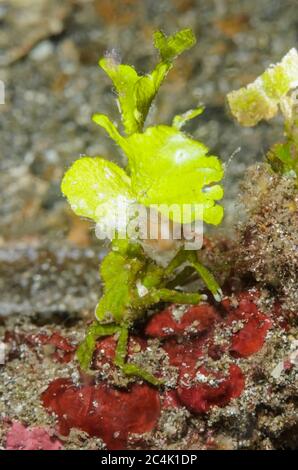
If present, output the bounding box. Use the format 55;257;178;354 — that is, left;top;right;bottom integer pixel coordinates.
153;28;196;62
267;141;298;177
172;106;204;130
227;48;298;127
227;48;298;178
92;114;127;150
61;156;133;223
82;119;223;225
99;29;196;135
124;125;223;224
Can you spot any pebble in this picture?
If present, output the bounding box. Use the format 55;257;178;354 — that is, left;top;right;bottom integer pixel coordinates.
30;41;54;62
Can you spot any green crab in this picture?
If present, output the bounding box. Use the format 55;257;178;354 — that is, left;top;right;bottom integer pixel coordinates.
61;29;224;384
76;240;222;385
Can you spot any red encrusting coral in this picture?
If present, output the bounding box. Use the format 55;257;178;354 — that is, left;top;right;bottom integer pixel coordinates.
145;291;271;414
223;292;272;358
177;364;245;413
41;379;161;450
4;330;76;363
30;332;76;363
39;291;276;449
229;312;271;358
145;304;220;338
162;336;205;369
160;390;182;409
93;335;147;369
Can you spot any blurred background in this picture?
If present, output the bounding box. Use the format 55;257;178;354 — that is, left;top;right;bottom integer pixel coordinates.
0;0;297;319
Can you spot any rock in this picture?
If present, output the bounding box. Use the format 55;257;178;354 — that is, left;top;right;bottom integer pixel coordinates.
0;0;72;66
30;41;54;62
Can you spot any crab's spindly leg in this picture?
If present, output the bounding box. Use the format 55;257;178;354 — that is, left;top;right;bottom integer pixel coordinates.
164;249;189;277
188;252;223;301
151;287;202;304
114;325;162;386
76;323;120;370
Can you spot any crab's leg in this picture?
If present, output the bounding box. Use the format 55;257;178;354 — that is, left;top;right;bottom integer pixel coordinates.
141;250;189;290
76;322;120;371
114;325;162;386
160;249;222;301
114;325;129;366
187;252;223;301
151;287;203;304
121;363;162;386
163;249;189;277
